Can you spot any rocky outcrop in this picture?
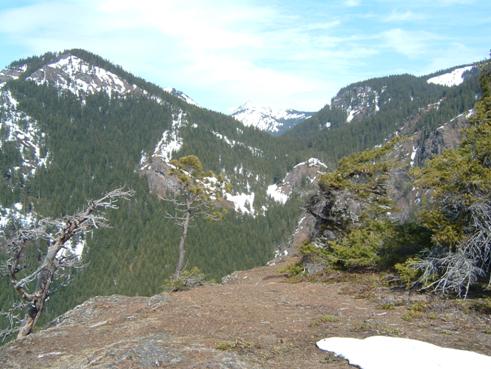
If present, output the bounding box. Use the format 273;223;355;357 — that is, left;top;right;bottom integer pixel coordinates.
306;189;363;242
304;110;472;250
332;85;382;123
141;158;183;200
415;113;469;166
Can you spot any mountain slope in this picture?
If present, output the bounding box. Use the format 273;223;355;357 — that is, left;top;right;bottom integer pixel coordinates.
0;50;311;325
285;64;480;165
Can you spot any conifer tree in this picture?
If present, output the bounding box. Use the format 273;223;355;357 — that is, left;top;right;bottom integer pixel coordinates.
159;155;228;278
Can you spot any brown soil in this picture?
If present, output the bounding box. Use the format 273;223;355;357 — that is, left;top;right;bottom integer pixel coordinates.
1;258;490;368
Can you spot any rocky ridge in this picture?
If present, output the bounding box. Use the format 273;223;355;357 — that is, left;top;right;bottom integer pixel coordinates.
1;261;489;369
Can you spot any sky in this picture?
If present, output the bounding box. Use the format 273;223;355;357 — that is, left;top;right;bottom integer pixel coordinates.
0;0;489;113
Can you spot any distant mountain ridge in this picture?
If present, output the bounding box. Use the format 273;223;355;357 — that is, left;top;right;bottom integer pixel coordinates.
231;102;312;135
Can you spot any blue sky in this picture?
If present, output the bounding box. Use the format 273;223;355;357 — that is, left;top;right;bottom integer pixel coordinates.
0;0;489;113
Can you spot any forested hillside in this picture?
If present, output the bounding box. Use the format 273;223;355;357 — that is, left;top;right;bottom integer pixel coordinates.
0;50;305;325
0;49;485;332
285;66;480;165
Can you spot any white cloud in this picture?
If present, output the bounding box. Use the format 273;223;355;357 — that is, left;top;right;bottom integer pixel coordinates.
0;0;354;111
344;0;361;6
384;10;425;22
381;28;439;58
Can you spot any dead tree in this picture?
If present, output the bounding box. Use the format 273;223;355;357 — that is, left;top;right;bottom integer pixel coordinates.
0;187;133;339
416;200;491;298
159;155;227;279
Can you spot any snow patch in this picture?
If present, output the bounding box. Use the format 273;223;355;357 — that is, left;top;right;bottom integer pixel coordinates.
225;192;255;216
0;88;49;178
410;146;418;166
0;205;35;228
346;108;357;123
58;235;86;260
427;66;474;87
266;184;289;204
153;110;185;162
317;336;491;369
293;158;327;169
211;131;263;157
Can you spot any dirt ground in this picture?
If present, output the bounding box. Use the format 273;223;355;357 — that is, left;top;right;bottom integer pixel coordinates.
1;258;490;368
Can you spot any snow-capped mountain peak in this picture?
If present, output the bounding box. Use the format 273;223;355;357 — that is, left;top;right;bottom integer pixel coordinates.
231;102;312;135
27;54;141;98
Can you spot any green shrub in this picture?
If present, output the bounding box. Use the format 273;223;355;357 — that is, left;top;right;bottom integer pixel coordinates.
162;266;206;292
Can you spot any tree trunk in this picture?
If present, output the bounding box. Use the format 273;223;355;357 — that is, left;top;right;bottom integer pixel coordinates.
17;260;55;338
174;200;191;279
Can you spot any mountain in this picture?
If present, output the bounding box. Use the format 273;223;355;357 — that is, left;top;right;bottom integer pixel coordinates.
163;87;200;106
291;60;491;300
0;49;316;326
0;49;486;336
231;102;312;135
285;63;480;165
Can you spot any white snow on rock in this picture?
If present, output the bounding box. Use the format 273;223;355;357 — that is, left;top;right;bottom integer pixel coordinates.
164;87;199;106
225;192;255;216
346;108;357;123
231;102;311;133
266;184;289;204
293;158;327;169
316;336;491;369
27;54;140;98
153;109;185;162
427;66;474;87
0;64;27;83
0;88;48;178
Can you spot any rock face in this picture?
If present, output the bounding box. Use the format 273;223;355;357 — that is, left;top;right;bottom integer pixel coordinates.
0;295;257;369
414;113;469;166
141;158;183;199
332;85;383;123
267;158;327;205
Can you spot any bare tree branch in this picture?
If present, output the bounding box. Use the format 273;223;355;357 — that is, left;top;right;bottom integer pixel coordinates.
416;200;491;297
1;187;134;339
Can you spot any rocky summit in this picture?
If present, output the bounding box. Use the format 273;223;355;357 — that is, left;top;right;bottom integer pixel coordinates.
1;260;490;369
